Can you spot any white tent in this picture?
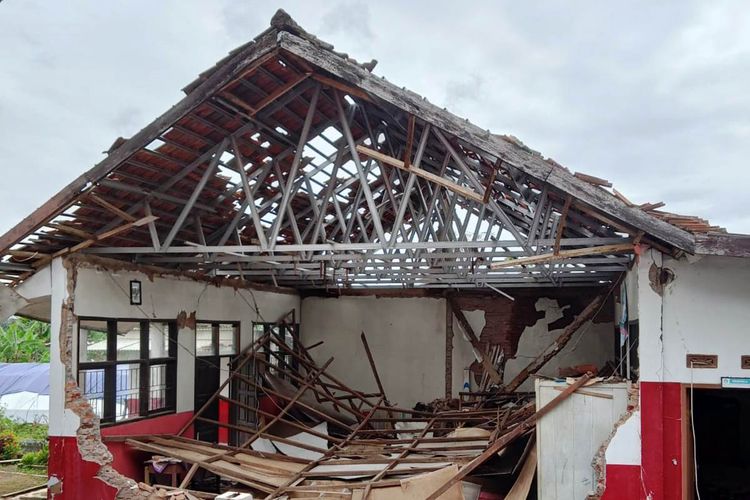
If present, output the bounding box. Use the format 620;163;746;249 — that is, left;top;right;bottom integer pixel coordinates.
0;391;49;424
0;363;49;423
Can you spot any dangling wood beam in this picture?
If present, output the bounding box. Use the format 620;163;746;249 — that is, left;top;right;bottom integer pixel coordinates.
553;195;573;256
357;145;485;203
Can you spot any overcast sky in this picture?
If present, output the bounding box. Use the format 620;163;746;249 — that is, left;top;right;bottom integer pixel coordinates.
1;1;749;236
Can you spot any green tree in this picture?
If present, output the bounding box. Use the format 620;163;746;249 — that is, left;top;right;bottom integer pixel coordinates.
0;317;50;363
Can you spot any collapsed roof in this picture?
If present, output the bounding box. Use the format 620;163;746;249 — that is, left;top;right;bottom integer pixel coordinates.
0;10;732;289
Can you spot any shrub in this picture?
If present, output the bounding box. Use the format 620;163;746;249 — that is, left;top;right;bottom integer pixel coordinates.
0;431;20;460
20;443;48;467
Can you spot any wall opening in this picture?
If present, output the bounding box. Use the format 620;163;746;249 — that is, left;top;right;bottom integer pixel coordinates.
689;388;750;498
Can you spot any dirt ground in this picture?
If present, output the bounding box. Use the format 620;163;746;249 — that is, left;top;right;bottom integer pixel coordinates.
0;465;46;496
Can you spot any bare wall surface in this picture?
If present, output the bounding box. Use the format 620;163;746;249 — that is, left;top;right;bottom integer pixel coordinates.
301;296;446;408
638;250;750;384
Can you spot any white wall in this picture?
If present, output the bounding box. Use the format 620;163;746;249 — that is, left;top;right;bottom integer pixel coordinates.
301;296;446;408
72;264;300;413
301;295;615;406
638;249;750;384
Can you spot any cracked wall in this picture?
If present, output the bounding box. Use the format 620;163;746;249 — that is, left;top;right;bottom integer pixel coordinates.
47;256;300;498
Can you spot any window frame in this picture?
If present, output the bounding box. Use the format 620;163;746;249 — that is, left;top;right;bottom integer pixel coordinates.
252;321;299;377
77;317;178;425
195;321;240;358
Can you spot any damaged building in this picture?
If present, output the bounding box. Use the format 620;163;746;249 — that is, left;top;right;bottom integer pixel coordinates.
1;10;749;500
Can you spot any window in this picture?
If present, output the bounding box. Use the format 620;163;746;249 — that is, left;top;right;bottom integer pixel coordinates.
77;318;177;424
195;322;239;357
252;322;298;377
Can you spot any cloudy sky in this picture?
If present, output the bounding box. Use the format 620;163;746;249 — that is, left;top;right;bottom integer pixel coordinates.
1;1;749;236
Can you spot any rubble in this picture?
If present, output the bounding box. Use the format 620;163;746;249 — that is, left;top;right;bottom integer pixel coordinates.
125;331;592;499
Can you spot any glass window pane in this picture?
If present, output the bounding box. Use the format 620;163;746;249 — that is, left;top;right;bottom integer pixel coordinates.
149;364;168;412
253;323;265;341
115;363;140;421
196;323;215;356
78;368;105;418
116;322;141;361
78;320;108;363
219;324;237;355
149;322;170;359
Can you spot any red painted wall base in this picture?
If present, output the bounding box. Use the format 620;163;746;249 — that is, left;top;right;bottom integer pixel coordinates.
641;382;683;500
602;464;644;500
48;436;118;500
48;412;194;499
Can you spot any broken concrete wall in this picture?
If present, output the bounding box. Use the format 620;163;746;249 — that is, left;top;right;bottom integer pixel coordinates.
453;291;614;393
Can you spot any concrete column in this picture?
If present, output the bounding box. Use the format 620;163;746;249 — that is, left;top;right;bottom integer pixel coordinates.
49;258;80;437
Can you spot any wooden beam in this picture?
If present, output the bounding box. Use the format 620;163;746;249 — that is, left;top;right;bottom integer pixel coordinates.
502;294;605;393
553;195;572;255
483;167;497;204
46;222;95;241
87;193;137;222
223;71;310;116
574;172;612;188
360;332;387;400
32;215;157;268
489;243;635;269
311;73;373;102
425;373;593;500
447;297;502;385
356;145;485;204
403;114;416;169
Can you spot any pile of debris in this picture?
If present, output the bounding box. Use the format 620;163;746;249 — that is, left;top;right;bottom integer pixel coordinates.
125;332;592;499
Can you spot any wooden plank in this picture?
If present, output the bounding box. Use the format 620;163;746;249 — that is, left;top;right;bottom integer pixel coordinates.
553;195;572;255
574;172;612;188
489;243;635;269
32;215;157;268
356;145;485;203
424;374;593;500
504;442;537;500
502;294;605;393
403;114;416;169
360;331;387;399
695;233;750;258
311;73;373;102
88;193;137;222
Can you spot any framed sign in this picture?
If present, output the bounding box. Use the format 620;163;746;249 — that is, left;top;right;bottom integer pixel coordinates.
129;280;142;305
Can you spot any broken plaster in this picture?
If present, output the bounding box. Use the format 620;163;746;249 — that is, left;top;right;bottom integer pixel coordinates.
587;384;640;500
59;258;140;498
